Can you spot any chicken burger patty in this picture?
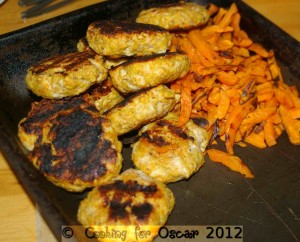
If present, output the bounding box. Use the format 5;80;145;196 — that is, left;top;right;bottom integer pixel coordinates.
132;112;210;183
109;52;190;94
86;20;171;58
88;80;124;114
26;51;108;99
77;37;128;69
18;80;123;151
104;85;176;136
28;108;122;192
136;2;209;31
78;168;175;242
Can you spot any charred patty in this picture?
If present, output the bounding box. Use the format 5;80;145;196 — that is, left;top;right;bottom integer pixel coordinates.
132;112;210;183
18;80;123;151
86;20;171;58
26;51;108;99
104;85;176;136
28;108;122;192
109;52;190;94
77;168;175;242
136;2;209;31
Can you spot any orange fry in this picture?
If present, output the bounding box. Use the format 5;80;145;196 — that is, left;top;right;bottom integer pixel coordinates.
178;82;192;126
279;105;300;144
224;97;257;154
207;149;254;178
187;29;222;64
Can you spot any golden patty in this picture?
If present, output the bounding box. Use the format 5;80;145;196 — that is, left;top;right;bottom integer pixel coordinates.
132;112;210;183
28;108;122;192
109;52;190;94
136;2;209;31
86;20;171;58
77;168;175;242
26;51;108;99
104;85;176;136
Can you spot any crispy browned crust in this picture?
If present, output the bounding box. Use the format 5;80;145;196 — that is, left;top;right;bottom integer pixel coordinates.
78;169;175;230
18;95;96;149
140;118;194;148
28;108;122;192
88;20;168;36
86;20;171;58
136;2;209;31
30;51;97;75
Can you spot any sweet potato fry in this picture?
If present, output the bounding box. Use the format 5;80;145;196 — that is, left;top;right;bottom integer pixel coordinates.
178;82;192;126
207;149;254;178
264;119;277;146
216;89;230;119
169;3;300;178
244;130;267;148
187;29;222;64
217;71;238;85
224;97;257;154
207;3;219;16
279;105;300;144
218;3;238;28
248;43;269;58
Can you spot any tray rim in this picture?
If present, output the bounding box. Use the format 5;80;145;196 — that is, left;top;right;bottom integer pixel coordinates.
1;0;300;241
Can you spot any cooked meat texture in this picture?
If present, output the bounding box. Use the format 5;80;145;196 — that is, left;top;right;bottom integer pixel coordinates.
104;85;176;136
18;80;123;151
77;38;128;69
18;96;96;151
86;20;171;58
77;168;175;242
88;79;124;114
77;37;92;52
136;2;209;31
103;57;129;70
28;108;123;192
26;51;108;99
132;112;210;183
109;52;190;94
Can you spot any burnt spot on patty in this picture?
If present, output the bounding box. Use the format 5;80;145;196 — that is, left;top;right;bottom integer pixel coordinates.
29;108;118;183
90;20;168;36
99;180;158;195
132;203;153;221
111;52;181;69
98;179;157;222
156;119;194;141
141;131;171;147
103;87;151;111
20;95;97;146
31;51;97;75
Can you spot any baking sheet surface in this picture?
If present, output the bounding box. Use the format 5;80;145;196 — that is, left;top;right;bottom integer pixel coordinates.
0;0;299;241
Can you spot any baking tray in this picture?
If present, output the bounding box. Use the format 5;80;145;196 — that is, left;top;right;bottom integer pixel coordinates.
0;0;300;241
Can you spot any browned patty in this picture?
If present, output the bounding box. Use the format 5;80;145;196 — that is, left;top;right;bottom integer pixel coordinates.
78;169;175;241
136;2;209;31
18;95;96;151
18;80;123;151
28;107;122;192
86;20;171;58
26;51;108;99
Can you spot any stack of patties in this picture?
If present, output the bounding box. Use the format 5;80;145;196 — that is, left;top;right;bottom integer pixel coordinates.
19;2;212;241
85;20;190;136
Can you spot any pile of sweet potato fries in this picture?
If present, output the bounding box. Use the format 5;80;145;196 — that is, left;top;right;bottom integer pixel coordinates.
170;3;300;178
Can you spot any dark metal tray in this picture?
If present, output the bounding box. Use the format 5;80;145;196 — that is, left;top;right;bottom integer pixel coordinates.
0;0;300;241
